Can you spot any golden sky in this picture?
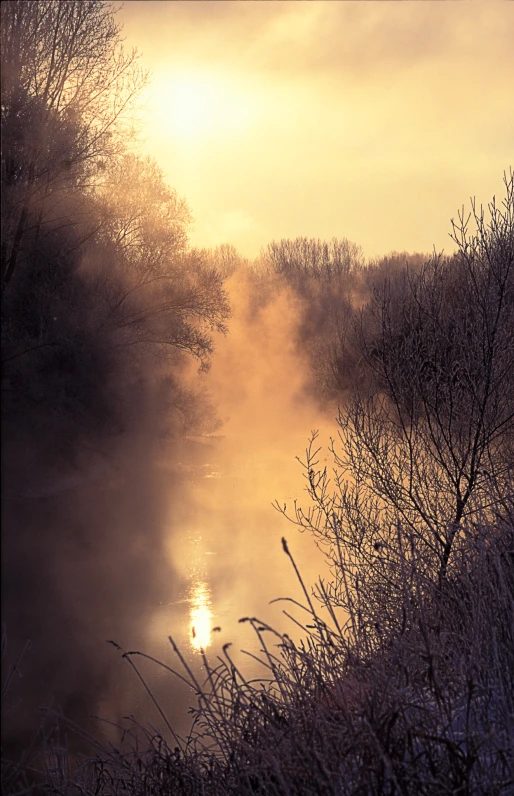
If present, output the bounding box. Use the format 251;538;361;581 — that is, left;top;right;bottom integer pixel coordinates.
119;1;514;260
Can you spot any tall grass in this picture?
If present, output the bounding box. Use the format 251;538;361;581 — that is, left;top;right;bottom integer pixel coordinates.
4;486;512;795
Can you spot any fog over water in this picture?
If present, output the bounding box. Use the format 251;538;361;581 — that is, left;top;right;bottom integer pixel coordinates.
129;273;338;735
2;272;336;749
2;2;512;791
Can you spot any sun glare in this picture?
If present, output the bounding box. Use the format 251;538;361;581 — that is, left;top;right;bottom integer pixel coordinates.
151;71;253;143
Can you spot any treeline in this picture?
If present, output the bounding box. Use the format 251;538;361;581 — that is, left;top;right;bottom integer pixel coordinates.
237;238;428;404
3;2;509;476
0;0;440;468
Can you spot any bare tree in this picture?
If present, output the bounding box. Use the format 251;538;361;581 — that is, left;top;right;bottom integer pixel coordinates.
1;0;147;290
87;153;230;369
263;236;364;281
94;154;191;274
201;243;249;279
281;173;514;616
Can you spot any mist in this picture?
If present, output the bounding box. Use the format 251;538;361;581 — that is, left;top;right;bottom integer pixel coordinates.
2;3;513;793
0;224;486;757
1;256;347;755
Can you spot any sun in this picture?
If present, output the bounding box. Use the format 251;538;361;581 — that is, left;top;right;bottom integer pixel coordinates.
151;70;253;143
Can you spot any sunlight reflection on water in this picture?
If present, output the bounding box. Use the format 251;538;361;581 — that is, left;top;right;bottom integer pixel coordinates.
189;579;213;651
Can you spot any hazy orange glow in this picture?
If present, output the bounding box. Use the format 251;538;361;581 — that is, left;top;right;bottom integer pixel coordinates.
151;273;336;676
149;70;255;144
120;1;513;260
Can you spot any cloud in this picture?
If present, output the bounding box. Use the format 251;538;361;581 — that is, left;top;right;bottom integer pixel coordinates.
119;1;514;260
121;1;514;84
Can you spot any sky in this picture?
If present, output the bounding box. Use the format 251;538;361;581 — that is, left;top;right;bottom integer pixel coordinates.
118;1;514;261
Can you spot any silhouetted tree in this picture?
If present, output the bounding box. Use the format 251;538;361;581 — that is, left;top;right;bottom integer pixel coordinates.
263;236;364;282
1;2;229;465
284;173;514;604
200;243;249;279
1;0;146;290
88;153;230;369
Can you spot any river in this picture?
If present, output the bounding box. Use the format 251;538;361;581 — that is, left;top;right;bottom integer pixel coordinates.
2;276;340;753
